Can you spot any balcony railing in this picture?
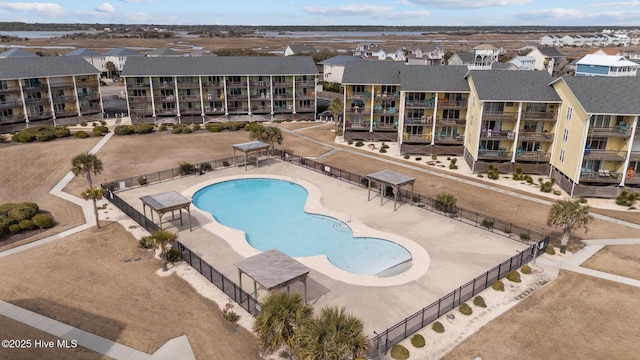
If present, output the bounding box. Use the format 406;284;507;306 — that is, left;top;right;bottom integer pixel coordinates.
480;129;513;139
128;82;150;89
75;80;99;87
274;94;293;99
372;107;396;114
77;93;99;100
403;134;432;143
152;82;175;88
52;95;77;103
517;131;554;142
0;114;25;123
251;106;272;113
203;107;225;114
372;123;397;131
478;149;513;160
588;126;631;138
0;100;23;108
629;151;640;162
348;92;370;99
438;99;467;109
0;87;18;93
202;82;224;88
521;111;557;121
375;91;399;99
579;171;622;184
49;82;75;89
27;111;53;120
129;96;150;104
345;121;370;130
348;107;370;114
405;99;434;108
296;80;316;86
515;150;550;162
155;109;178;115
435;135;464;144
583;149;626;162
154;95;176;102
483;111;517;122
439;118;466;126
272;81;292;87
176;82;200;89
23;83;45;90
404;117;432;125
179;95;202;101
55;109;79;117
25;98;50;105
130;109;154;116
179;107;202;115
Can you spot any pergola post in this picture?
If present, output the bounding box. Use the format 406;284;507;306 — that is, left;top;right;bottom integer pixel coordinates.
238;269;243;302
367;179;371;201
380;182;383;206
394;185;399;211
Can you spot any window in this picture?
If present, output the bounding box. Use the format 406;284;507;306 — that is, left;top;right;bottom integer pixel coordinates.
559;149;565;162
54;103;65;112
590;115;611;128
381;85;397;94
381;100;396;109
480;140;500;150
582;159;601;171
521;141;541;152
24;78;41;88
273;76;286;84
133;89;146;97
352;85;365;93
440;126;458;137
379;115;395;125
1;108;13;117
406;92;425;101
442;109;460;119
228;76;242;83
406;109;424;119
405;125;424;136
563;128;568;142
298;100;311;107
28;105;44;115
586;137;607;150
0;80;8;90
229;88;243;96
522;121;543;132
566;106;572;121
525;103;548;112
159;76;173;84
160;89;174;96
483;102;504;112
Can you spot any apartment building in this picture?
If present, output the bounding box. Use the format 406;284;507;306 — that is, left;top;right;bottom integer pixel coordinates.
575;54;638;77
549;76;640;197
0;56;102;133
120;56;318;123
463;70;562;174
526;47;568;77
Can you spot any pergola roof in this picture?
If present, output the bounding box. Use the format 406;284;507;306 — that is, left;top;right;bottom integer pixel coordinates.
235;249;310;290
140;191;191;214
232;141;270;153
367;170;415;186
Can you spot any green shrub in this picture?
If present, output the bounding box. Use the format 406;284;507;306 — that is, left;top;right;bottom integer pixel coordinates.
8;204;39;223
178;162;195;176
223;310;240;323
172;124;192;134
166;248;181;263
159;124;168;132
137;176;148;186
539;177;556;193
390;344;410;360
487;164;500;180
100;120;106;126
481;218;494;229
355;141;364;147
616;190;639;207
9;224;21;234
403;154;410;159
410;334;425;348
512;166;524;181
524;174;534;184
379;148;387;153
432;321;445;333
506;270;521;283
133;124;154;134
381;142;390;149
519;232;530;241
473;295;487;308
138;236;155;249
415;157;422;161
74;131;89;138
12;125;65;142
114;125;134;135
192;123;200;131
502;226;512;234
347;139;354;145
92;126;109;136
19;219;35;230
54;127;71;138
477;174;484;178
492;280;504;291
80;121;87;127
545;245;556;255
205;123;224;132
459;302;473;315
31;214;54;229
199;162;213;172
431;154;438;160
449;157;458;169
222;160;230;167
435;192;457;214
521;264;532;274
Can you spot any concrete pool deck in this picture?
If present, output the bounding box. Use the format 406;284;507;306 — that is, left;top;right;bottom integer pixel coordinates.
116;160;529;335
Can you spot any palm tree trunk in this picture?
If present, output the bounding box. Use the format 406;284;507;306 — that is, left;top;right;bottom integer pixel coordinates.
92;197;100;229
560;228;571;254
86;172;93;188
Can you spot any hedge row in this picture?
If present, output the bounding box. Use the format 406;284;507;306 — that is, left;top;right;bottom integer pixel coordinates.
11;126;71;143
114;124;154;135
0;203;55;237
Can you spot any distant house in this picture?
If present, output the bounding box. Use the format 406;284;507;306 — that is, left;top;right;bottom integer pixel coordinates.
369;47;405;62
0;48;37;58
318;55;366;83
508;56;536;70
539;35;562;47
526;47;568;76
284;44;317;56
589;48;624;56
65;48;105;72
490;62;519;70
145;48;181;57
405;44;444;65
353;43;377;57
103;47;142;76
575;54;638;77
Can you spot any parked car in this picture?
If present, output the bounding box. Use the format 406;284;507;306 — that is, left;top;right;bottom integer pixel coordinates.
316;110;333;121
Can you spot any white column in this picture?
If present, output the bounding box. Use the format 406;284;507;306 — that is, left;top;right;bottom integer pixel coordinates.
174;76;180;122
620;115;639;186
72;75;81;117
46;77;56;125
369;85;374;132
292;76;296;114
270;76;274;115
149;76;156;118
18;79;29;125
431;93;438;145
246;76;251;115
511;102;523;163
223;76;229;116
198;76;205;119
398;90;406;144
96;75;105;121
123;76;131;118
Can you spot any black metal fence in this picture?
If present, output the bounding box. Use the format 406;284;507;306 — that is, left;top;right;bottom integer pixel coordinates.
367;236;548;358
100;187;260;316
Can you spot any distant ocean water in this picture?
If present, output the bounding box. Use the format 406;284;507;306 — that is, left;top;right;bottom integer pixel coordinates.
0;30;99;39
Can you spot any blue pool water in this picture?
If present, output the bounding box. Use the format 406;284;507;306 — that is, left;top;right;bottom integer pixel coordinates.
192;178;412;276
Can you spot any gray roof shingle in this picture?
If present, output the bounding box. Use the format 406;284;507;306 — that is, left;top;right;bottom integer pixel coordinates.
122;56;318;76
537;47;565;58
66;48;103;57
555;76;640;115
0;56;100;79
318;55;366;66
0;48;37;58
467;70;561;102
400;65;470;92
342;61;404;84
104;47;142;56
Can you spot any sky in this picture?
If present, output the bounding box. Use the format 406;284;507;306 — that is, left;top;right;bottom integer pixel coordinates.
0;0;639;27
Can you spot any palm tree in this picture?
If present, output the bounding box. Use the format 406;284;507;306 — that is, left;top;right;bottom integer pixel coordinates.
547;199;593;253
105;61;117;79
71;153;103;188
296;306;369;360
434;192;457;214
253;291;312;357
249;124;283;157
80;187;104;229
328;97;343;123
149;229;177;271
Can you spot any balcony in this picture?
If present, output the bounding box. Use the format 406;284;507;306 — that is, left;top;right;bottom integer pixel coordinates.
202;81;224;88
583;149;626;162
375;91;399;99
517;131;554;142
0;100;23;108
176;82;200;89
226;93;247;100
154;95;176;102
128;82;150;89
274;93;293;100
129;96;150;104
480;129;513;139
179;95;202;101
348;92;370;100
272;81;292;87
296;80;316;86
156;108;178;116
403;133;432;143
372;122;397;132
152;82;175;89
345;121;370;130
25;97;50;105
251;106;272;113
23;83;45;90
0;86;18;94
296;105;314;112
77;93;99;100
521;111;557;122
50;82;75;89
588;125;631;139
75;80;99;87
405;99;434;108
478;148;512;160
80;105;101;114
55;109;79;117
515;150;550;162
0;114;25;124
203;106;225;114
295;93;314;100
404;117;432;125
27;111;53;120
435;134;464;145
579;171;622;184
483;111;517;122
438;118;466;126
52;95;77;103
130;109;154;116
179;107;202;115
438;99;467;109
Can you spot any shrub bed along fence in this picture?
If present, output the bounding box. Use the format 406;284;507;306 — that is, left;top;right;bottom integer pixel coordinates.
103;149;550;357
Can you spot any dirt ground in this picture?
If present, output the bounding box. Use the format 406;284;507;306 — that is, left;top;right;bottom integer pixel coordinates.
581;245;640;281
0;222;261;360
2;122;640;359
444;271;640;360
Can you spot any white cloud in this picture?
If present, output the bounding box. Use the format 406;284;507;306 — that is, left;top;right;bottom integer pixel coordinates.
121;0;152;3
96;2;115;13
404;0;532;8
0;2;63;16
513;7;640;25
303;4;393;16
380;10;432;19
589;0;640;7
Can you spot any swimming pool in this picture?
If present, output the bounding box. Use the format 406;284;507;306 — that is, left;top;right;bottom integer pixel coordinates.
192;178;412;276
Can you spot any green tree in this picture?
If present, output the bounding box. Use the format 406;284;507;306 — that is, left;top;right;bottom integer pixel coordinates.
80;187;104;229
546;199;593;253
328;97;344;123
434;192;457;214
105;61;117;78
249;125;284;157
71;153;103;188
149;229;177;271
296;306;369;360
253;291;312;357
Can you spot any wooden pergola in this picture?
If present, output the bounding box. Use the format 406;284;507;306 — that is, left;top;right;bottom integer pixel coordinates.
140;191;192;231
366;170;416;211
232;141;271;171
235;249;310;303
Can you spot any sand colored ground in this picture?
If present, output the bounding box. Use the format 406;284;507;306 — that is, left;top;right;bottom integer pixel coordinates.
581;244;640;281
2;121;640;359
